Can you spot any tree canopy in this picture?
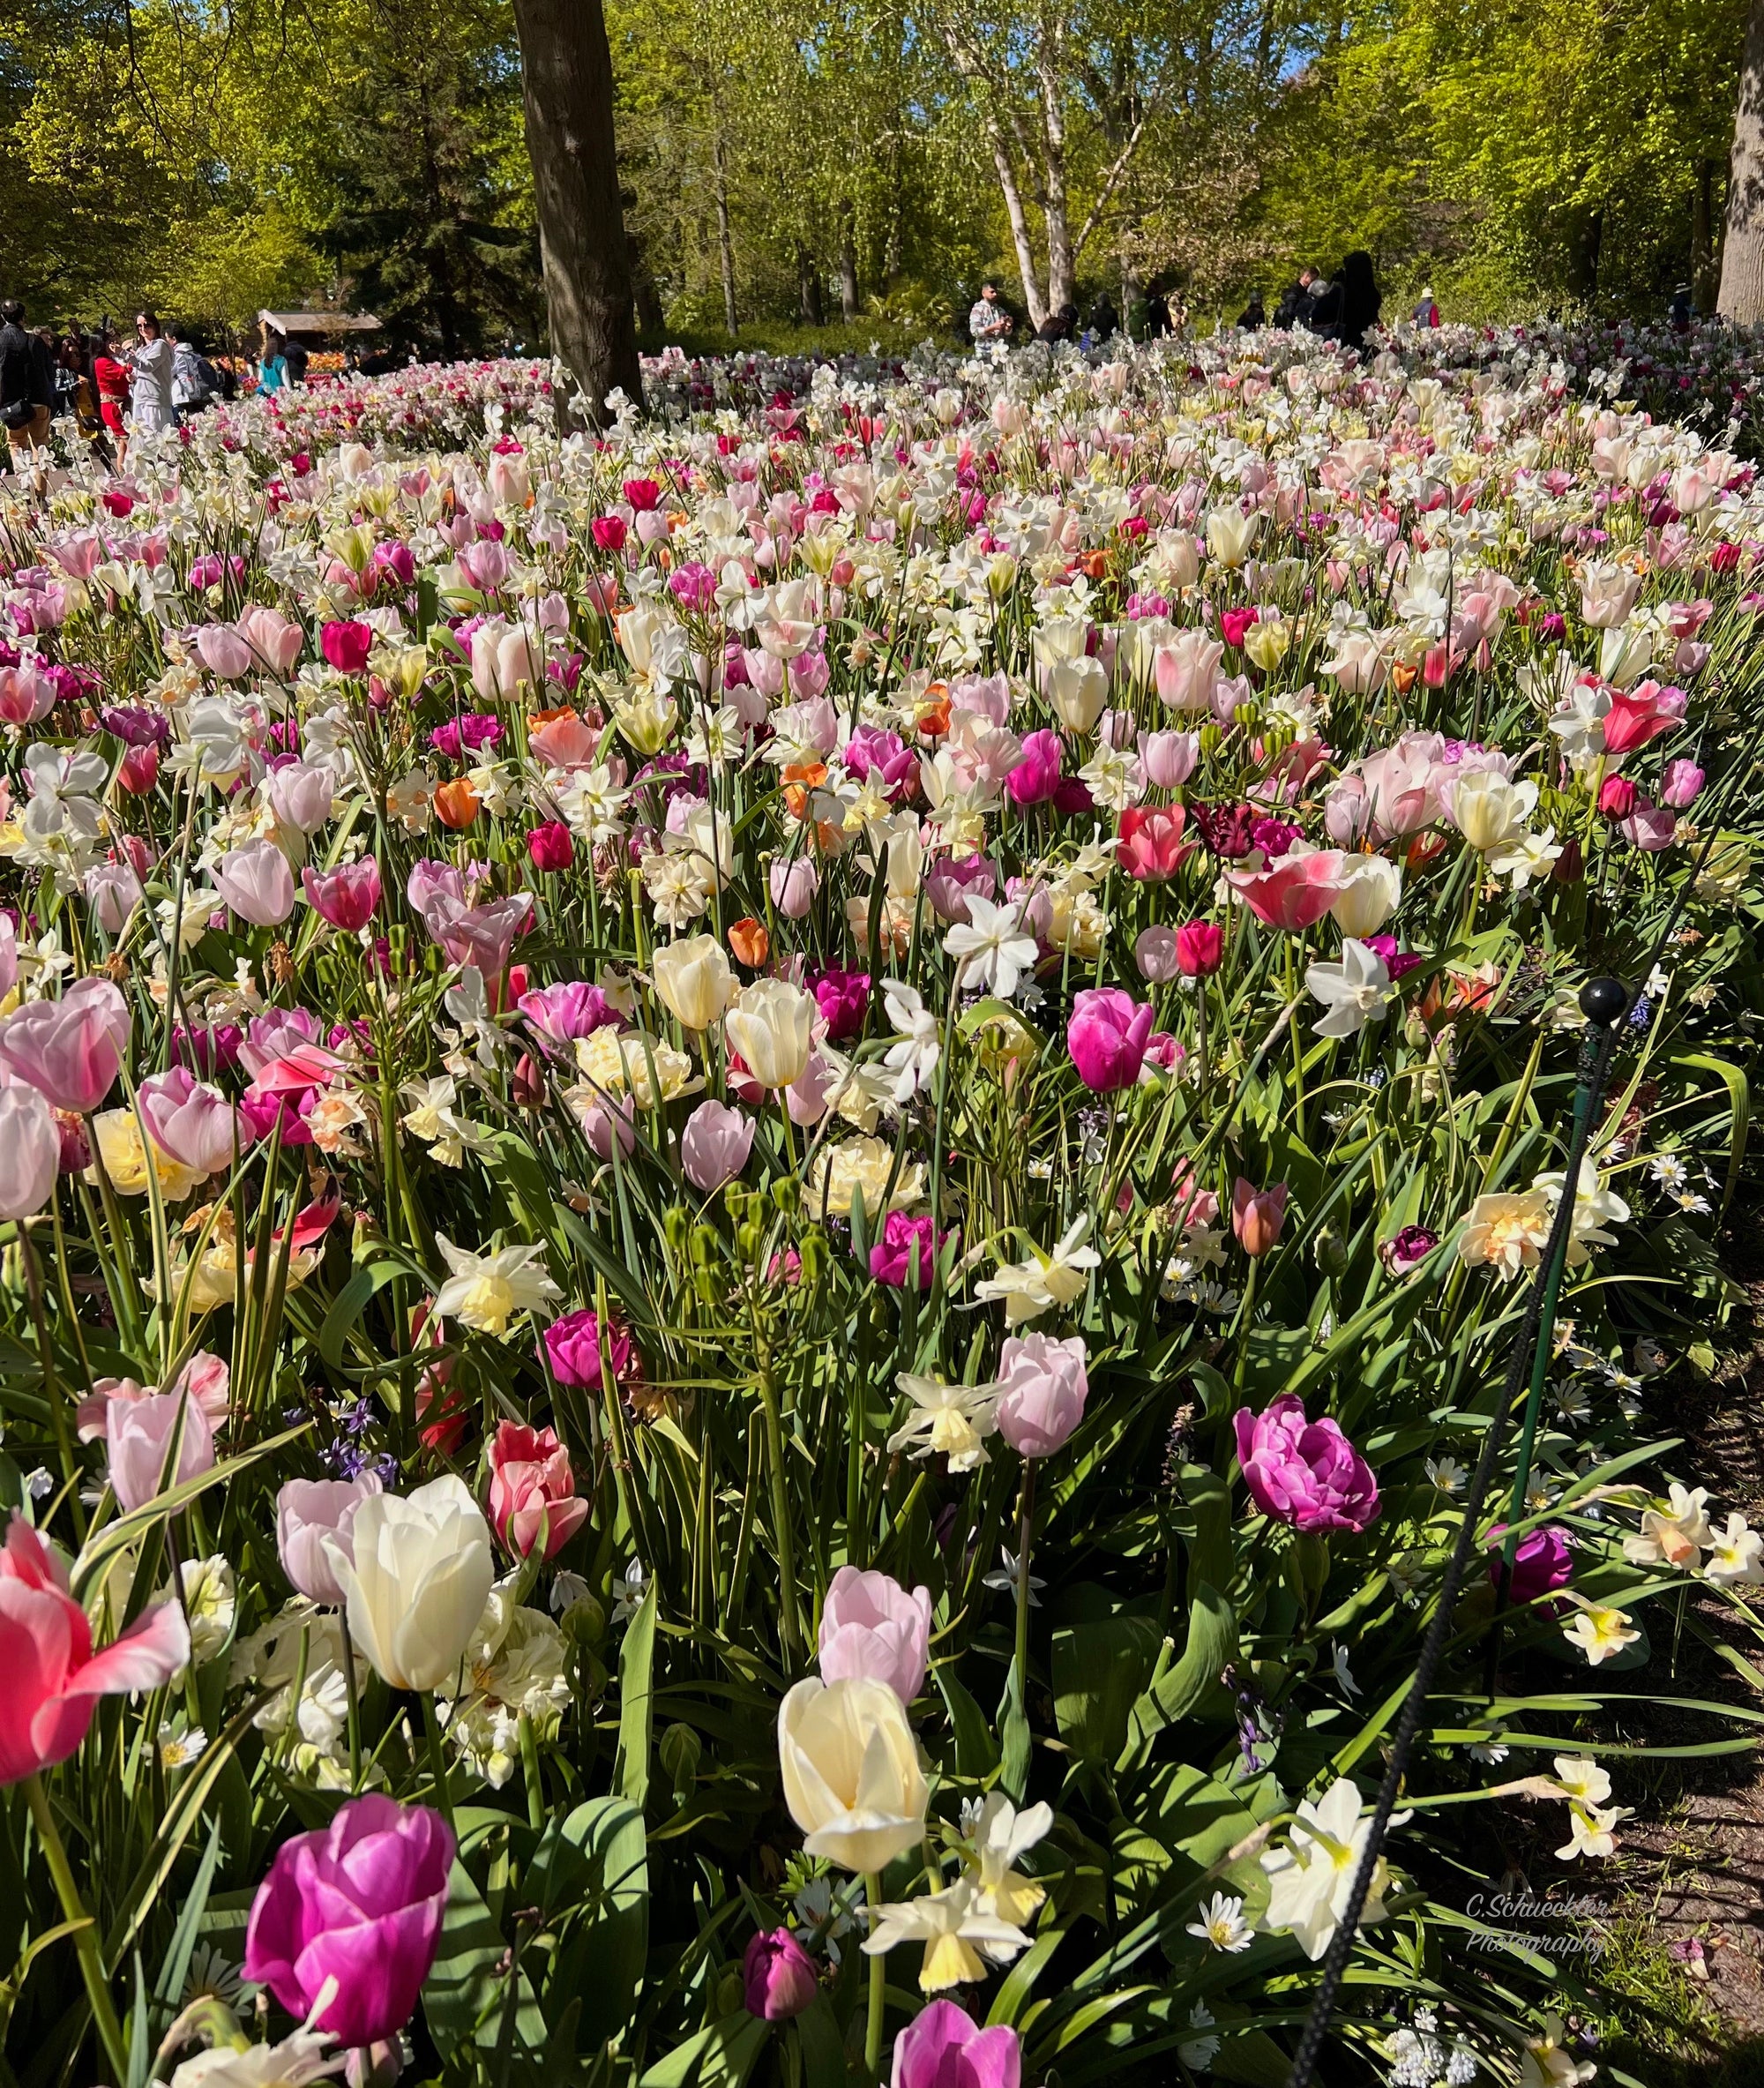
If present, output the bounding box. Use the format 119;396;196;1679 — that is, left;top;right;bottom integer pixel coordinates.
0;0;1745;343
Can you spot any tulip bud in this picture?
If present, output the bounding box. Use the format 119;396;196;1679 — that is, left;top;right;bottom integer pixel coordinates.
1231;1177;1289;1258
742;1929;818;2023
1175;921;1225;977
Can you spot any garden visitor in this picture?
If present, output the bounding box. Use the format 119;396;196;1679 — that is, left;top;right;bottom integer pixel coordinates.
59;336;108;461
1335;250;1381;348
1143;281;1171;336
1305;271;1342;334
257;322;289;393
1274;269;1317;327
282;333;310;385
1087;288;1118;341
1411;284;1440;326
91;332;130;460
168;324;220;416
1237;290;1266;328
1669;284;1693;332
968;283;1013;349
0;300;54;453
1037;301;1079;344
126;310;176;434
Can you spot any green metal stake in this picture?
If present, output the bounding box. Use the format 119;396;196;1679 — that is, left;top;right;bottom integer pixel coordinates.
1485;977;1626;1691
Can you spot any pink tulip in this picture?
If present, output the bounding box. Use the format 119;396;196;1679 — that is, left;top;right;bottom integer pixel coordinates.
743;1928;818;2021
238;605;304;677
818;1565;932;1703
488;1421;590;1559
1231;1177;1289;1257
0;1515;190;1785
1005;730;1062;807
1233;1393;1379;1532
1597;775;1636;820
1601;684;1678;755
303;857;382;932
0;977;131;1112
195;624;254;679
893;2002;1021;2088
529;713;600;770
519;980;622;1051
86;860;144;933
1224;849;1352;931
136;1066;251;1175
543;1307;638;1389
0;916;17;1003
1620;800;1677;851
213;840;296;926
276;1472;384;1605
0;1082;60;1218
924;854;998;924
107;1388;216;1513
1138;728;1199;788
1116;805;1192;881
996;1332;1088;1457
1066;988;1155;1092
769;857;820;919
680;1099;755;1191
265;761;333;837
1134;924;1181;983
1660;759;1705;808
243;1795;454;2049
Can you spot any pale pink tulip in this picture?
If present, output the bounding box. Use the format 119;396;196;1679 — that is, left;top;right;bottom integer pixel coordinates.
818;1566;931;1703
0;977;131;1112
106;1388;216;1513
213;840;297;926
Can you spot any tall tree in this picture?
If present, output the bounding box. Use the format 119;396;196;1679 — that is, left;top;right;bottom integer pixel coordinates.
508;0;643;417
1722;0;1764;321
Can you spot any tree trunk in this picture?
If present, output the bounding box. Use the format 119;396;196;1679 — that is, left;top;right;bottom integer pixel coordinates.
509;0;644;422
840;210;860;322
797;249;825;327
1722;0;1764;324
1693;157;1719;315
713;129;739;336
987;132;1048;329
1037;44;1075;313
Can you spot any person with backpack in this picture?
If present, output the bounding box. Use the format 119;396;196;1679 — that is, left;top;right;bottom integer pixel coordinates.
168;325;220;417
281;334;310;386
0;300;54;453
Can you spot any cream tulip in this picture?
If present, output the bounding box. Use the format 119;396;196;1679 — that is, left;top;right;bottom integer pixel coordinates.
777;1674;928;1872
1446;771;1536;852
652;933;735;1031
1329;854;1402;938
1206;505;1260;568
325;1475;495;1693
725;977;816;1089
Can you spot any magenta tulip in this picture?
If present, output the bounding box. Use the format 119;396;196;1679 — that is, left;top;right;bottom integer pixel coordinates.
1232;1394;1379;1533
1005;730;1062;808
1489;1523;1574;1609
818;1565;932;1703
744;1927;818;2021
1066;988;1154;1092
543;1307;637;1389
319;619;374;675
893;2002;1021;2088
243;1794;455;2049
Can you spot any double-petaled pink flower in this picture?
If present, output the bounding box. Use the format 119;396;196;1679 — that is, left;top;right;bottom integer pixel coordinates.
1233;1394;1379;1532
487;1420;590;1559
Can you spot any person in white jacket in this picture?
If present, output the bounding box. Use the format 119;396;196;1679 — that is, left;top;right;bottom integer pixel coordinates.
126;311;176;434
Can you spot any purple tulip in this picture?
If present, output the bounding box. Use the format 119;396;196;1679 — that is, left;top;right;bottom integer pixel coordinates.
1233;1394;1379;1533
743;1927;818;2021
892;2001;1021;2088
1489;1523;1573;1610
243;1795;454;2049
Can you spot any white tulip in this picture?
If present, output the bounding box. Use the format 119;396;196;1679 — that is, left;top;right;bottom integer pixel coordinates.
778;1674;928;1872
325;1475;495;1693
1329;855;1402;938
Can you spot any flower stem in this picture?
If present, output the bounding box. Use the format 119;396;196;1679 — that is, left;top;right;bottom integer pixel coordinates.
863;1872;887;2079
421;1691;457;1835
25;1773;130;2084
755;1362;803;1663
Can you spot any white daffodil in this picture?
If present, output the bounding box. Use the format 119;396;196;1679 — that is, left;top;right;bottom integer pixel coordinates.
1558;1591;1641;1666
974;1216;1101;1325
1555;1799;1630;1861
432;1235;562;1337
1705;1512;1764;1586
943;894;1039;999
961;1794;1053;1926
1304;938;1394;1038
1533;1155;1630;1266
887;1373;1000;1471
1621;1480;1714;1571
1488;827;1564;891
862;1875;1031;1992
881;980;942;1103
1259;1776;1410;1962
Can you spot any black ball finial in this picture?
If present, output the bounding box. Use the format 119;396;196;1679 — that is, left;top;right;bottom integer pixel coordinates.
1579;977;1627;1027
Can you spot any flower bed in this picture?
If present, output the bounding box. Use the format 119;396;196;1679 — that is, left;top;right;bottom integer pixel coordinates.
1;329;1761;2088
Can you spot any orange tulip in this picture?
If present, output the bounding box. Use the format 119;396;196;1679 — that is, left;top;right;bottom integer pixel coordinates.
729;917;770;968
433;776;482;830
